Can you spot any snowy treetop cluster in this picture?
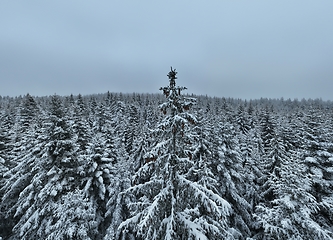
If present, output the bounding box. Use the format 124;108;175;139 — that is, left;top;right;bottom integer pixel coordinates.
1;71;333;239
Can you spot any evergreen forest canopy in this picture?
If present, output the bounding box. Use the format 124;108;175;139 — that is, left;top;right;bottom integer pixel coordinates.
1;68;333;239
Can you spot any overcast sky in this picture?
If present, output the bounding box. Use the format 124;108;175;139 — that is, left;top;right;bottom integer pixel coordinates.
1;1;333;100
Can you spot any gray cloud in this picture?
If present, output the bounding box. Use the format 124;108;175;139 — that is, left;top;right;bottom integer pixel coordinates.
1;0;333;100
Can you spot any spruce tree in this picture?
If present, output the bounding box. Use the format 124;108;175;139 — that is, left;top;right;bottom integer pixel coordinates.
73;94;91;152
0;95;98;239
118;67;231;239
301;108;333;233
214;120;253;238
45;189;98;240
80;133;116;238
260;106;276;155
254;152;333;239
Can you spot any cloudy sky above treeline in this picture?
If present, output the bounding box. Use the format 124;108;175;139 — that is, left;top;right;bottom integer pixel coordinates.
1;1;333;100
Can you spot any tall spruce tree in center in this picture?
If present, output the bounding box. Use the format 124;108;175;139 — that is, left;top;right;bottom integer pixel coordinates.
118;68;231;240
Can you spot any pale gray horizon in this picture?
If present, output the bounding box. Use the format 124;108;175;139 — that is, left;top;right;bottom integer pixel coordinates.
1;1;333;100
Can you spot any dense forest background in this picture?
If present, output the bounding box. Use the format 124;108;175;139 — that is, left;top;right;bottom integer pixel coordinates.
1;75;333;239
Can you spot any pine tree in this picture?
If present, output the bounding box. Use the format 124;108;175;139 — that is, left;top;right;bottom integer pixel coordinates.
104;161;133;240
45;189;98;240
236;103;251;136
124;104;140;154
10;94;40;163
253;114;333;239
19;93;39;131
0;95;45;239
118;67;231;239
103;106;135;239
187;112;237;238
254;152;333;239
214;120;253;239
260;106;276;155
235;103;253;168
0;123;9;238
80;133;115;238
73;94;91;152
0;114;11;179
301;108;333;233
0;95;97;239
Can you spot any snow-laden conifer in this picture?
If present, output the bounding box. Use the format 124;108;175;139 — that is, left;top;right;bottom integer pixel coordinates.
254;151;333;240
0;117;10;180
0;96;46;239
301;108;333;233
73;94;91;152
118;67;231;239
103;114;134;239
124;104;140;154
45;189;98;240
0;95;97;239
213;120;253;238
78;133;116;238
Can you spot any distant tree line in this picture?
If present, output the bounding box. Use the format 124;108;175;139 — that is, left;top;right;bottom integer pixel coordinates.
0;70;333;239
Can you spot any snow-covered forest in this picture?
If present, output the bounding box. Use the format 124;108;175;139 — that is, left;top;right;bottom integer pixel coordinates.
1;69;333;239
